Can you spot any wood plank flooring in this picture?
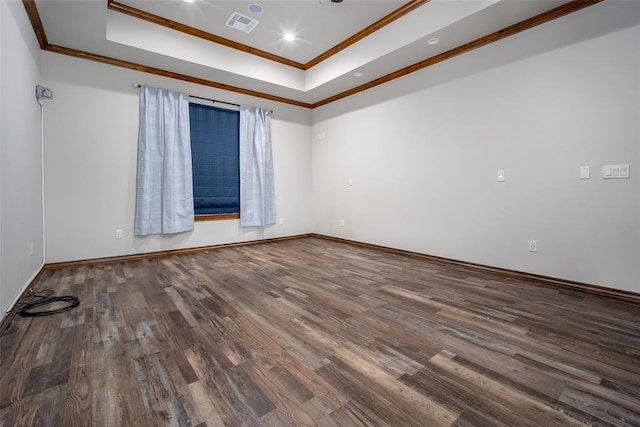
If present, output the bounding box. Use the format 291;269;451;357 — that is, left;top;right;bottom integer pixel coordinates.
1;237;639;426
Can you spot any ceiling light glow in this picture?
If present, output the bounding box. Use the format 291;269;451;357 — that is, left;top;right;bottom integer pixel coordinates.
427;37;439;45
284;33;296;41
183;0;194;3
354;72;363;77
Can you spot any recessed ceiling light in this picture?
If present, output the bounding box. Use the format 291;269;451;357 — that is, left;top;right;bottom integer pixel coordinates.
427;37;439;45
248;3;263;13
284;33;295;41
354;71;363;77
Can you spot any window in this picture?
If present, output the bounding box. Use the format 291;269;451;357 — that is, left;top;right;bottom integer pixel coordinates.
189;103;240;217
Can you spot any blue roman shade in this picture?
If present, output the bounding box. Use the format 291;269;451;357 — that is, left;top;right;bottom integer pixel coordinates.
189;103;240;215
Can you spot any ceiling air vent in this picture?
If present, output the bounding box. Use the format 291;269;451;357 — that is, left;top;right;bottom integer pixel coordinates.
225;12;259;33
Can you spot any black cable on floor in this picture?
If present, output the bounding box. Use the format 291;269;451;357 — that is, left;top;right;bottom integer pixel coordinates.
18;289;80;317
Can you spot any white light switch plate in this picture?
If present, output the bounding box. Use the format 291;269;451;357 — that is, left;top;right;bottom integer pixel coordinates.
603;164;630;179
579;166;590;179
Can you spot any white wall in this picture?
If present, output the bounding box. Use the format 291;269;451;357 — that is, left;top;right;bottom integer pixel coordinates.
41;53;313;263
1;0;44;314
312;8;640;292
17;1;639;296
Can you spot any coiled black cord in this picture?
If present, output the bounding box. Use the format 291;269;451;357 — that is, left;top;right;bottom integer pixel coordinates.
18;289;80;317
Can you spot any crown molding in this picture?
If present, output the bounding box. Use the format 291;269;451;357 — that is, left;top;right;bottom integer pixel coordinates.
22;0;603;108
108;0;307;70
311;0;604;108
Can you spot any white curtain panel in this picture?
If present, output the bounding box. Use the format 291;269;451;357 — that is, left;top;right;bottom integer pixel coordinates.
134;85;194;235
239;106;276;227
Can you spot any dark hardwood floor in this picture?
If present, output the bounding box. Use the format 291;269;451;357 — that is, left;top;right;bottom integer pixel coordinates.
1;237;639;426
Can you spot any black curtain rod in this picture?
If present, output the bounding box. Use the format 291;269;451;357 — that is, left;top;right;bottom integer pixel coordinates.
132;83;241;108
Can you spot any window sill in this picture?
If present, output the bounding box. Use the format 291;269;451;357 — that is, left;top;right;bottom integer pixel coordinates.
195;213;240;222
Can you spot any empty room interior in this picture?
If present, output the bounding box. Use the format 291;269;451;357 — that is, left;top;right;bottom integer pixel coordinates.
1;0;640;425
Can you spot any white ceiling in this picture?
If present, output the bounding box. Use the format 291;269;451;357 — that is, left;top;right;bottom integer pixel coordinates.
116;0;409;64
32;0;640;106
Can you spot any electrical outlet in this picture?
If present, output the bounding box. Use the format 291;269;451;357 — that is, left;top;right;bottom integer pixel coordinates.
30;243;34;255
340;219;345;227
115;229;123;239
279;218;284;225
528;240;537;252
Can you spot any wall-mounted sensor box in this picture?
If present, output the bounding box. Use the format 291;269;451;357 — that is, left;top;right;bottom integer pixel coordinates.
36;85;53;99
